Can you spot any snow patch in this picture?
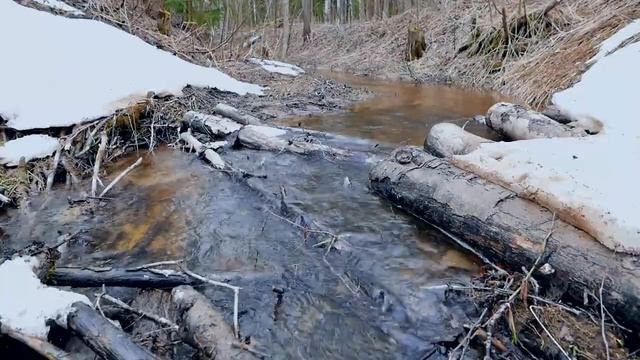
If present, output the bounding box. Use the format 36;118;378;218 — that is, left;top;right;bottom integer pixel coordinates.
0;135;59;167
249;58;305;76
0;257;90;338
455;20;640;252
32;0;84;15
0;1;262;131
589;19;640;64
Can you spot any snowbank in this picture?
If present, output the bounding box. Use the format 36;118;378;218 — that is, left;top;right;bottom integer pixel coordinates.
0;1;262;131
0;257;90;338
32;0;84;15
249;58;305;76
0;135;59;166
454;21;640;253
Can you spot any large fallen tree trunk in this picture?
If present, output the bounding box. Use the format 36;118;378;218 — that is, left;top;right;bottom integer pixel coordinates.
425;123;493;157
171;285;243;359
182;111;242;137
369;147;640;332
487;102;586;140
67;302;157;360
44;268;201;288
238;125;350;158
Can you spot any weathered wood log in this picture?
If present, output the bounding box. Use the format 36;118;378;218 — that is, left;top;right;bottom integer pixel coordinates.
369;147;640;332
486;102;585;140
67;302;157;360
183;111;243;137
44;268;201;288
0;323;75;360
213;104;261;125
541;105;573;124
171;286;243;359
425;123;493;157
180;131;226;169
238;125;350;158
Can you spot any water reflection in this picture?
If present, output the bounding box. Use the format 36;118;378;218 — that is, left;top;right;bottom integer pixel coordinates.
279;71;506;145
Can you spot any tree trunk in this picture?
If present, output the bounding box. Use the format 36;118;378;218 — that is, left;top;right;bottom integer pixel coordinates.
67;302;157;360
324;0;332;23
425;123;493;157
487;102;589;140
369;147;640;333
405;25;426;61
302;0;312;43
382;0;390;17
336;0;344;24
0;323;74;360
213;103;261;125
238;125;350;158
280;0;290;57
358;0;365;20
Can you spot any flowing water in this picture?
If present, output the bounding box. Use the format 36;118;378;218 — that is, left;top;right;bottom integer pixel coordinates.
0;75;505;359
278;71;505;145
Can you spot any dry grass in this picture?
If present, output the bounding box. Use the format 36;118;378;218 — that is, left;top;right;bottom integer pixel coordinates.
282;0;639;107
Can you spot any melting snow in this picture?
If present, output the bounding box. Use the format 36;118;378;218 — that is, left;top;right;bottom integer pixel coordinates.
32;0;84;15
0;134;59;167
249;58;305;76
455;20;640;253
0;257;90;338
0;0;262;131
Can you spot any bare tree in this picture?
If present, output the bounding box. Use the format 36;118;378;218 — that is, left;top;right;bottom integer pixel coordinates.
280;0;290;56
324;0;332;23
302;0;312;42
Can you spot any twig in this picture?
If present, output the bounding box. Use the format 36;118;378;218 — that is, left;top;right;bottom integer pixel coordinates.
600;276;610;360
449;308;488;360
91;131;108;197
529;305;571;359
99;157;143;197
232;342;271;359
126;260;184;272
179;265;241;339
46;141;63;193
101;293;179;331
267;210;336;238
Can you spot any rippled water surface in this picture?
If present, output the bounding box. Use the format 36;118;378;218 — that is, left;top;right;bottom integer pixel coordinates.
0;75;509;358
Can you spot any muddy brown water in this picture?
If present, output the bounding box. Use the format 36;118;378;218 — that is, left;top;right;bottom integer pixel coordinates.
278;71;506;145
0;76;507;359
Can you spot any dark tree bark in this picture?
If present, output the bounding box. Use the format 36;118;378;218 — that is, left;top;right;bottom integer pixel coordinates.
44;268;201;288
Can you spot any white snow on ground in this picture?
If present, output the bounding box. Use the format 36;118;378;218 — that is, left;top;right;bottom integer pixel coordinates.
588;20;640;64
0;1;262;131
0;257;90;338
249;58;305;76
0;135;59;167
454;21;640;253
32;0;84;15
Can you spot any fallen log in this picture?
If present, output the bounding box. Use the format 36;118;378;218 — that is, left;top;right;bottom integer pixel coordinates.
425;123;493;157
67;302;157;360
171;285;243;359
180;130;226;169
183;111;243;137
486;102;584;140
369;147;640;332
213;104;261;125
0;323;75;360
238;125;350;158
44;268;201;288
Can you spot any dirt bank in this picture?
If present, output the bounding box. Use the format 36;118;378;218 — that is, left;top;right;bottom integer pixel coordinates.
281;0;638;108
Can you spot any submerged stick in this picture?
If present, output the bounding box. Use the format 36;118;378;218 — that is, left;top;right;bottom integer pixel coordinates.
100;294;178;331
91;131;108;197
99;157;142;197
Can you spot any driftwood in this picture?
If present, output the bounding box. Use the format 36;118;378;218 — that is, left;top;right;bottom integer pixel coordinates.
369;147;640;332
486;102;584;140
171;285;242;359
238;125;350;158
0;323;74;360
213;104;261;125
44;268;201;288
425;123;493;157
99;157;142;197
180;130;226;169
183;111;243;137
67;302;157;360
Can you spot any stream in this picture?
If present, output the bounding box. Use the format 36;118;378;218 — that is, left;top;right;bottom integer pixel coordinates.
1;74;506;359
